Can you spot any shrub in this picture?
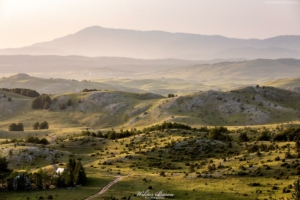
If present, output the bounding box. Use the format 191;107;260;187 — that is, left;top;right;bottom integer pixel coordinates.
257;130;271;141
238;132;249;142
40;138;49;145
248;182;260;186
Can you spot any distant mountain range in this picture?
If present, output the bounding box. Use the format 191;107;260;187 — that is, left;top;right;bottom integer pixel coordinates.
0;26;299;60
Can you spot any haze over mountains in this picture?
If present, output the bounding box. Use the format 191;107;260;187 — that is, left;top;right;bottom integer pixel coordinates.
1;58;300;95
0;26;299;60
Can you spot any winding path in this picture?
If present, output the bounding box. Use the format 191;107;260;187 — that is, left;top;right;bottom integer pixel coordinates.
84;174;130;200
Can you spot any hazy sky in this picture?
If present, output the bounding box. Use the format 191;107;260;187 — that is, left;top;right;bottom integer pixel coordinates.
0;0;299;48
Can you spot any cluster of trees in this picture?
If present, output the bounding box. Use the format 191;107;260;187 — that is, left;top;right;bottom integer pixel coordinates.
142;122;192;133
55;158;86;187
106;129;135;140
81;129;136;140
59;99;73;110
167;94;176;98
82;89;98;92
236;127;300;142
81;123;230;141
0;157;86;191
31;95;51;109
0;88;40;97
273;127;300;142
33;121;49;130
208;126;230;141
8;123;24;131
25;135;49;145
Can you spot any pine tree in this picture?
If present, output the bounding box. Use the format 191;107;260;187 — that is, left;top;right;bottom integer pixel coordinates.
64;170;74;187
74;161;86;185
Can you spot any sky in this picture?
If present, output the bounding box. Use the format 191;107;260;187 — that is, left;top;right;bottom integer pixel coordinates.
0;0;299;48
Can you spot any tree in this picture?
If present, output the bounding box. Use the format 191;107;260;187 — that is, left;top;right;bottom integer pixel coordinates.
31;95;51;109
189;164;195;173
67;99;73;107
12;173;31;191
238;132;249;142
17;123;24;131
44;101;50;110
33;172;43;190
0;157;9;174
33;122;39;130
59;103;66;110
63;159;75;186
74;161;86;185
257;130;271;141
107;129;117;140
209;126;229;141
39;121;49;129
8;123;17;131
293;177;300;200
31;98;41;109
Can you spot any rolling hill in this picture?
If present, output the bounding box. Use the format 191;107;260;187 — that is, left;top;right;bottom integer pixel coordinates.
0;26;299;60
1;58;300;95
1;86;300;131
149;58;300;84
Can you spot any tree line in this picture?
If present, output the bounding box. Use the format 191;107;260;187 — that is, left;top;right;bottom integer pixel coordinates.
0;88;40;97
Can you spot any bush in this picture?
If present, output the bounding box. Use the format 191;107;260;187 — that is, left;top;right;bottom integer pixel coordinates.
238;132;249;142
248;182;260;186
40;138;49;145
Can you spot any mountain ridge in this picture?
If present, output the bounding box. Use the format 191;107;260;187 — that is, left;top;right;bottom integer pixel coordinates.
0;26;299;59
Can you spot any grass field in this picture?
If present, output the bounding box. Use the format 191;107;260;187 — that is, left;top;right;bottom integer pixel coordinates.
1;86;300;199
